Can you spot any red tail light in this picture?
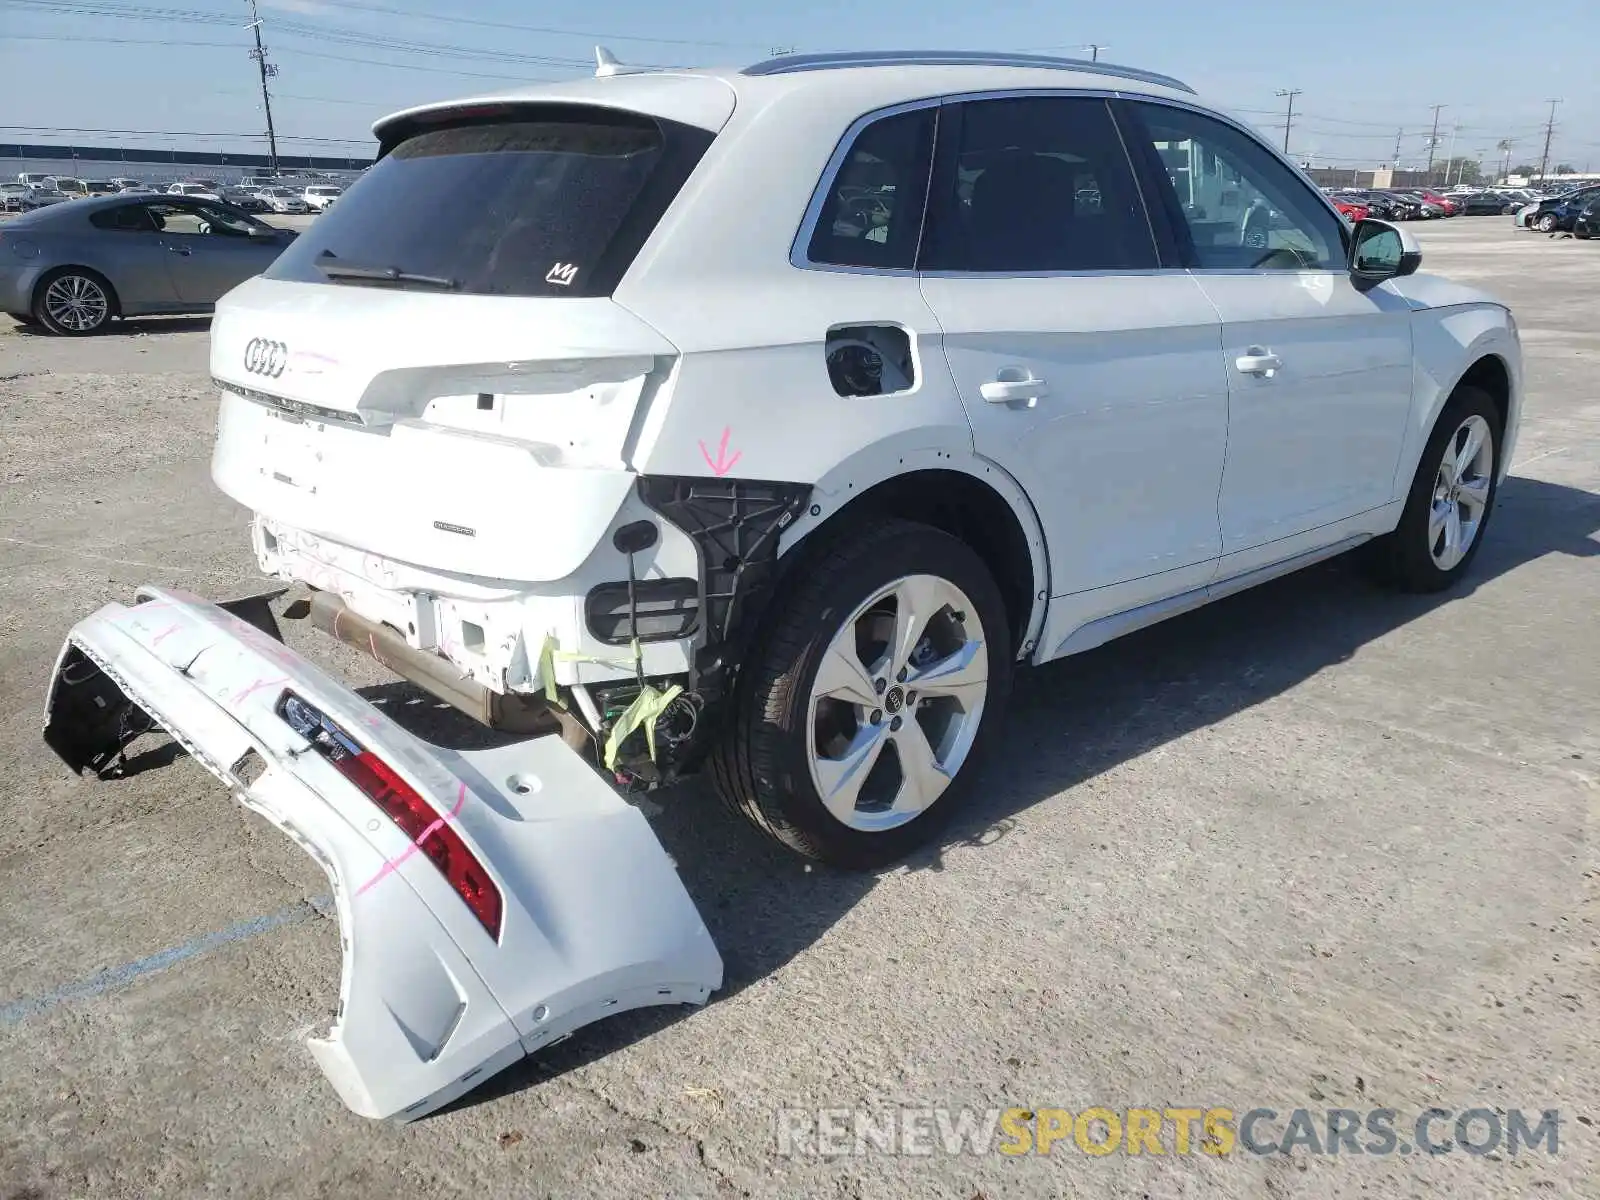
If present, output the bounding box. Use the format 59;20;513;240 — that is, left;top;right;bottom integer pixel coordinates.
279;693;503;938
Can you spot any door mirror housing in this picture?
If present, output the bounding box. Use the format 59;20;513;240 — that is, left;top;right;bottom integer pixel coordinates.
1349;219;1421;290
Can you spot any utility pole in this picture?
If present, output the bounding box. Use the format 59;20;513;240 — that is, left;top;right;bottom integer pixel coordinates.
1537;99;1560;182
1275;88;1301;155
1424;104;1444;184
1443;122;1458;184
1082;44;1109;62
1497;138;1514;183
1392;127;1404;165
245;0;280;176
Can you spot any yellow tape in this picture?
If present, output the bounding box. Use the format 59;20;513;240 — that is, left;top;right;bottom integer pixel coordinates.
603;683;684;771
538;634;679;770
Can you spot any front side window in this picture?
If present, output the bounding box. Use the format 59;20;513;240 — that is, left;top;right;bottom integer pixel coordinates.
919;96;1158;273
1122;102;1344;270
805;107;936;270
146;201;262;238
90;204;157;233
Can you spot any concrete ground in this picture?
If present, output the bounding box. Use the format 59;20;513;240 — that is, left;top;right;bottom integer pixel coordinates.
0;218;1596;1198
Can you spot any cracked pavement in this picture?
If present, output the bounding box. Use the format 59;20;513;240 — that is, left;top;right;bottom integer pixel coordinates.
1;219;1597;1198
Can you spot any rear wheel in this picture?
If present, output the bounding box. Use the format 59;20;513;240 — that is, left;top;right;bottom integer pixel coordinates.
1535;212;1558;233
710;519;1012;868
1370;386;1502;592
33;269;115;335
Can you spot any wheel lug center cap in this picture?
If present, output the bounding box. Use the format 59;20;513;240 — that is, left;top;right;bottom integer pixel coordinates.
883;685;905;715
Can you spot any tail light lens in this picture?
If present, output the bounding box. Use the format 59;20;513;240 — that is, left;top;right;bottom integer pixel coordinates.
279;693;503;939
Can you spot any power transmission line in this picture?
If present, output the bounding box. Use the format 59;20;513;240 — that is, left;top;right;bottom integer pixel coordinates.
0;0;764;51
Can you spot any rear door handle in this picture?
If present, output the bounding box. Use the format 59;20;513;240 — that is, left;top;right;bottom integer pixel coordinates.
1234;348;1282;377
979;376;1049;404
166;245;192;256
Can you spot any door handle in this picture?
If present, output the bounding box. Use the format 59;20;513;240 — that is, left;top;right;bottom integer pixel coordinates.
1234;348;1282;377
979;376;1049;404
166;245;192;256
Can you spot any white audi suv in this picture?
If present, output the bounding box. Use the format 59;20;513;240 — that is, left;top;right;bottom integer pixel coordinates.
45;49;1521;1121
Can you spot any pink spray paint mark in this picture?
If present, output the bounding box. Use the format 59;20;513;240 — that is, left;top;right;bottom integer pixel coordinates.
698;426;742;477
354;782;468;898
234;675;289;705
150;623;182;646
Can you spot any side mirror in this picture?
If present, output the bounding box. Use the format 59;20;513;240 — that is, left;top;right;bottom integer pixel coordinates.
1349;219;1422;290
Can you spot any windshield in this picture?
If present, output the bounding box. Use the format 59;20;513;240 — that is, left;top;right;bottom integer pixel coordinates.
265;105;713;297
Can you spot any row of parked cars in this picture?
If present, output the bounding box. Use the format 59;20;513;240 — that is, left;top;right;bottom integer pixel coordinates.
1;174;343;216
1321;185;1530;221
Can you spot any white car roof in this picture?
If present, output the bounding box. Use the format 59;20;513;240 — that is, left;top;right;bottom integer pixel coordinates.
374;50;1200;140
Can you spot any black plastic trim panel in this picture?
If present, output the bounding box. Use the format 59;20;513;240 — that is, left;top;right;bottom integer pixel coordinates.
636;476;812;693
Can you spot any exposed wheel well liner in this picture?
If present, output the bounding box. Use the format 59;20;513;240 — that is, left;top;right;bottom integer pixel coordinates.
795;469;1038;657
1455;353;1510;433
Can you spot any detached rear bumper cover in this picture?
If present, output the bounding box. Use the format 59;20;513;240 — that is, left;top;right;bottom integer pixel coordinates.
43;587;722;1121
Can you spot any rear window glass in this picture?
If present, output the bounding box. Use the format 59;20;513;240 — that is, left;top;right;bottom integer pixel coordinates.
265;108;713;297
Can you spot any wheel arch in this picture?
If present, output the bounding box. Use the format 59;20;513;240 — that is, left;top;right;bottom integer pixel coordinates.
1399;309;1522;494
778;448;1049;659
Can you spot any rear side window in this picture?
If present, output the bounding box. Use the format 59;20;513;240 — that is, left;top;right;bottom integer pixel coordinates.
265;107;713;297
920;96;1158;273
90;204;156;233
805;107;936;270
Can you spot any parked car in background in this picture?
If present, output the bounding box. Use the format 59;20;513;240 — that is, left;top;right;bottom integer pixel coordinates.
83;181;120;197
302;184;343;212
221;186;270;213
1454;191;1514;216
1;182;45;212
1370;190;1422;220
1331;197;1368;222
47;177;87;198
23;184;69;208
256;186;310;214
117;184;158;195
166;182;224;201
1524;185;1600;233
17;173;55;187
1414;189;1460;216
0;194;296;334
108;177;142;190
1573;197;1600;240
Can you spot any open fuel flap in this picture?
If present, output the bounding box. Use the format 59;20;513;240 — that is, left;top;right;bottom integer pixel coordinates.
42;586;723;1122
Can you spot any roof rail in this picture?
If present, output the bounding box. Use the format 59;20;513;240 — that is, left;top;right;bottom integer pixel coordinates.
742;49;1195;95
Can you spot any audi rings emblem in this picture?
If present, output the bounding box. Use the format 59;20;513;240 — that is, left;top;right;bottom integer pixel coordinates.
244;338;288;378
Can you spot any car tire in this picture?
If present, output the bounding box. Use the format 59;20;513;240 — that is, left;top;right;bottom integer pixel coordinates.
1535;213;1558;233
32;268;116;336
1369;385;1502;594
709;518;1013;869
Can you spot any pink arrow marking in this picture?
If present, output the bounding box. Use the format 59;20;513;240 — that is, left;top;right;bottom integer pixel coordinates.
698;427;742;477
355;782;468;897
234;675;289;705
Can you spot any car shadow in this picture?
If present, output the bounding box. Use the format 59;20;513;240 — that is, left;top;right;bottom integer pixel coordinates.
403;474;1600;1117
8;315;212;337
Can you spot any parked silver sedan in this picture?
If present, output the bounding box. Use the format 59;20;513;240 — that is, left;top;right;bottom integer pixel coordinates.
0;194;296;335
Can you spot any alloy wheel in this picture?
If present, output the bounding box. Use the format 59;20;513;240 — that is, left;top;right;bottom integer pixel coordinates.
1428;414;1494;571
42;274;108;332
806;574;988;832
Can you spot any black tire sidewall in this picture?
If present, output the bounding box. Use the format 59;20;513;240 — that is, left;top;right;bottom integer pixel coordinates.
33;269;114;336
1389;386;1503;591
743;522;1013;868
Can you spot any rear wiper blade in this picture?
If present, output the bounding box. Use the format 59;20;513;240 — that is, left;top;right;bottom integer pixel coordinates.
313;252;457;290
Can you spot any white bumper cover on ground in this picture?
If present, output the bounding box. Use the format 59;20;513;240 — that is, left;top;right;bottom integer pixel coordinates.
42;587;723;1121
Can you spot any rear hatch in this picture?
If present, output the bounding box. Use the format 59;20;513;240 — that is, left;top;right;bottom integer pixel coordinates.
210;91;724;582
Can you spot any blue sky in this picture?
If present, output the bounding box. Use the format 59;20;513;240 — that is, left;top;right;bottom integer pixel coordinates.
1;0;1596;173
